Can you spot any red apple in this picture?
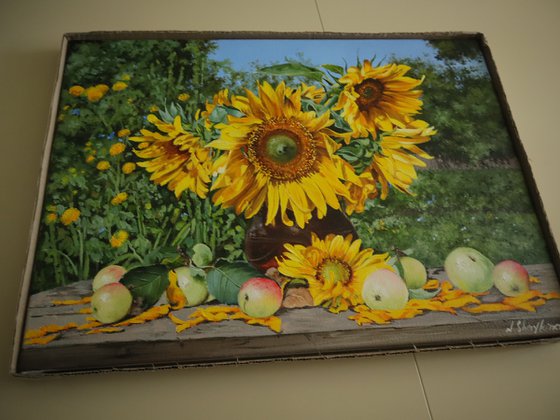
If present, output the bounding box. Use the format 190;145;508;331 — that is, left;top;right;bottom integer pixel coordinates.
492;260;530;297
238;277;282;318
92;265;127;292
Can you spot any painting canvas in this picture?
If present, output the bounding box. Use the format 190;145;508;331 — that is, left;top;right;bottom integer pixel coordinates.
12;32;560;376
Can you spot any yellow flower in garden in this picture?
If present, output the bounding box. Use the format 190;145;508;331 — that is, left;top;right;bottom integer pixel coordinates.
111;192;128;205
208;81;359;228
46;205;57;212
86;87;104;102
85;155;95;163
96;160;110;171
69;85;84;96
130;114;212;198
96;84;110;94
121;74;131;81
149;105;159;113
112;81;128;91
110;230;129;248
118;129;131;138
122;162;136;174
177;93;190;102
45;213;58;224
58;114;65;122
277;233;391;313
60;208;80;225
109;142;126;156
334;60;424;138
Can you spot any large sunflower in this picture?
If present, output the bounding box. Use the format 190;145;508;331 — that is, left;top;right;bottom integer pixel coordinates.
334;60;424;138
277;233;391;313
209;81;357;228
130;114;212;198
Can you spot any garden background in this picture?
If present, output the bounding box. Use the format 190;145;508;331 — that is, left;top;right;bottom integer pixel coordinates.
32;37;549;293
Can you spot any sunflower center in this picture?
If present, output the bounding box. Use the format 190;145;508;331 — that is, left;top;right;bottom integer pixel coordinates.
355;78;384;110
265;133;299;164
318;259;352;284
248;117;317;182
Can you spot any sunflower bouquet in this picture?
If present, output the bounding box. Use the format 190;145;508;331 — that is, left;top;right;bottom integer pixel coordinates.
131;59;435;229
129;59;436;313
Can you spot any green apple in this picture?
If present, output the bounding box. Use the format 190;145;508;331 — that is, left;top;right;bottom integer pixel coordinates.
492;260;530;297
91;283;132;324
238;277;282;318
362;269;409;311
92;265;126;292
400;256;428;289
444;247;494;293
175;266;209;307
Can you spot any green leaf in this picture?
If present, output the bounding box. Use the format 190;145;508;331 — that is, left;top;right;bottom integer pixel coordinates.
121;265;169;309
192;243;213;267
321;64;344;75
257;63;324;82
408;288;441;300
206;261;262;304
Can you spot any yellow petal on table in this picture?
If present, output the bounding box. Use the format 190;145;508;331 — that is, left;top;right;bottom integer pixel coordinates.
442;295;481;308
51;296;92;306
407;299;456;314
77;321;102;330
78;307;93;314
86;327;124;335
115;304;171;326
348;312;391;325
24;322;78;339
502;290;541;305
190;306;239;319
166;270;187;310
168;313;207;333
529;276;540;283
385;308;424;319
462;303;515;313
423;279;440;290
349;305;393;324
229;311;282;333
24;334;60;345
541;291;560;300
509;299;547;312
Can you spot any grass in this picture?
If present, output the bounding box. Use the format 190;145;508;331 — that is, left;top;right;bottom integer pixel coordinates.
352;168;551;268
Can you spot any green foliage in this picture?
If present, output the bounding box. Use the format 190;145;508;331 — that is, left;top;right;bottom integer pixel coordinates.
31;39;246;293
206;261;262;304
401;56;514;164
120;265;169;310
353;168;550;267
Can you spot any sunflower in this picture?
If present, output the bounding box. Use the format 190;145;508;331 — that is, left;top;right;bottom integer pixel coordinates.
130;114;212;199
368;119;435;199
200;89;250;129
208;81;358;228
277;233;390;313
334;60;424;138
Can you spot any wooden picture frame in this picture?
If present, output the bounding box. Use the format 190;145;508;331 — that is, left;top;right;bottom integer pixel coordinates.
12;32;560;376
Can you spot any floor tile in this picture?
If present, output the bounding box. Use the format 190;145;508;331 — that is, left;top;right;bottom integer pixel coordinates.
415;342;560;420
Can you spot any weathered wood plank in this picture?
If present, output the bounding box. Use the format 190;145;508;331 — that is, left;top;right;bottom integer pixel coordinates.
15;263;560;375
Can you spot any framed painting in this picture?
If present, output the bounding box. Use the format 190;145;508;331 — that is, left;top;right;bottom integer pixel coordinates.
11;32;560;376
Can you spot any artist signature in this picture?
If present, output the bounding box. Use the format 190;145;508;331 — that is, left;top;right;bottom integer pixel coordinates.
505;319;560;334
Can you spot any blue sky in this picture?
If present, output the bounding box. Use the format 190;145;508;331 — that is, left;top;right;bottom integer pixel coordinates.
210;39;437;71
